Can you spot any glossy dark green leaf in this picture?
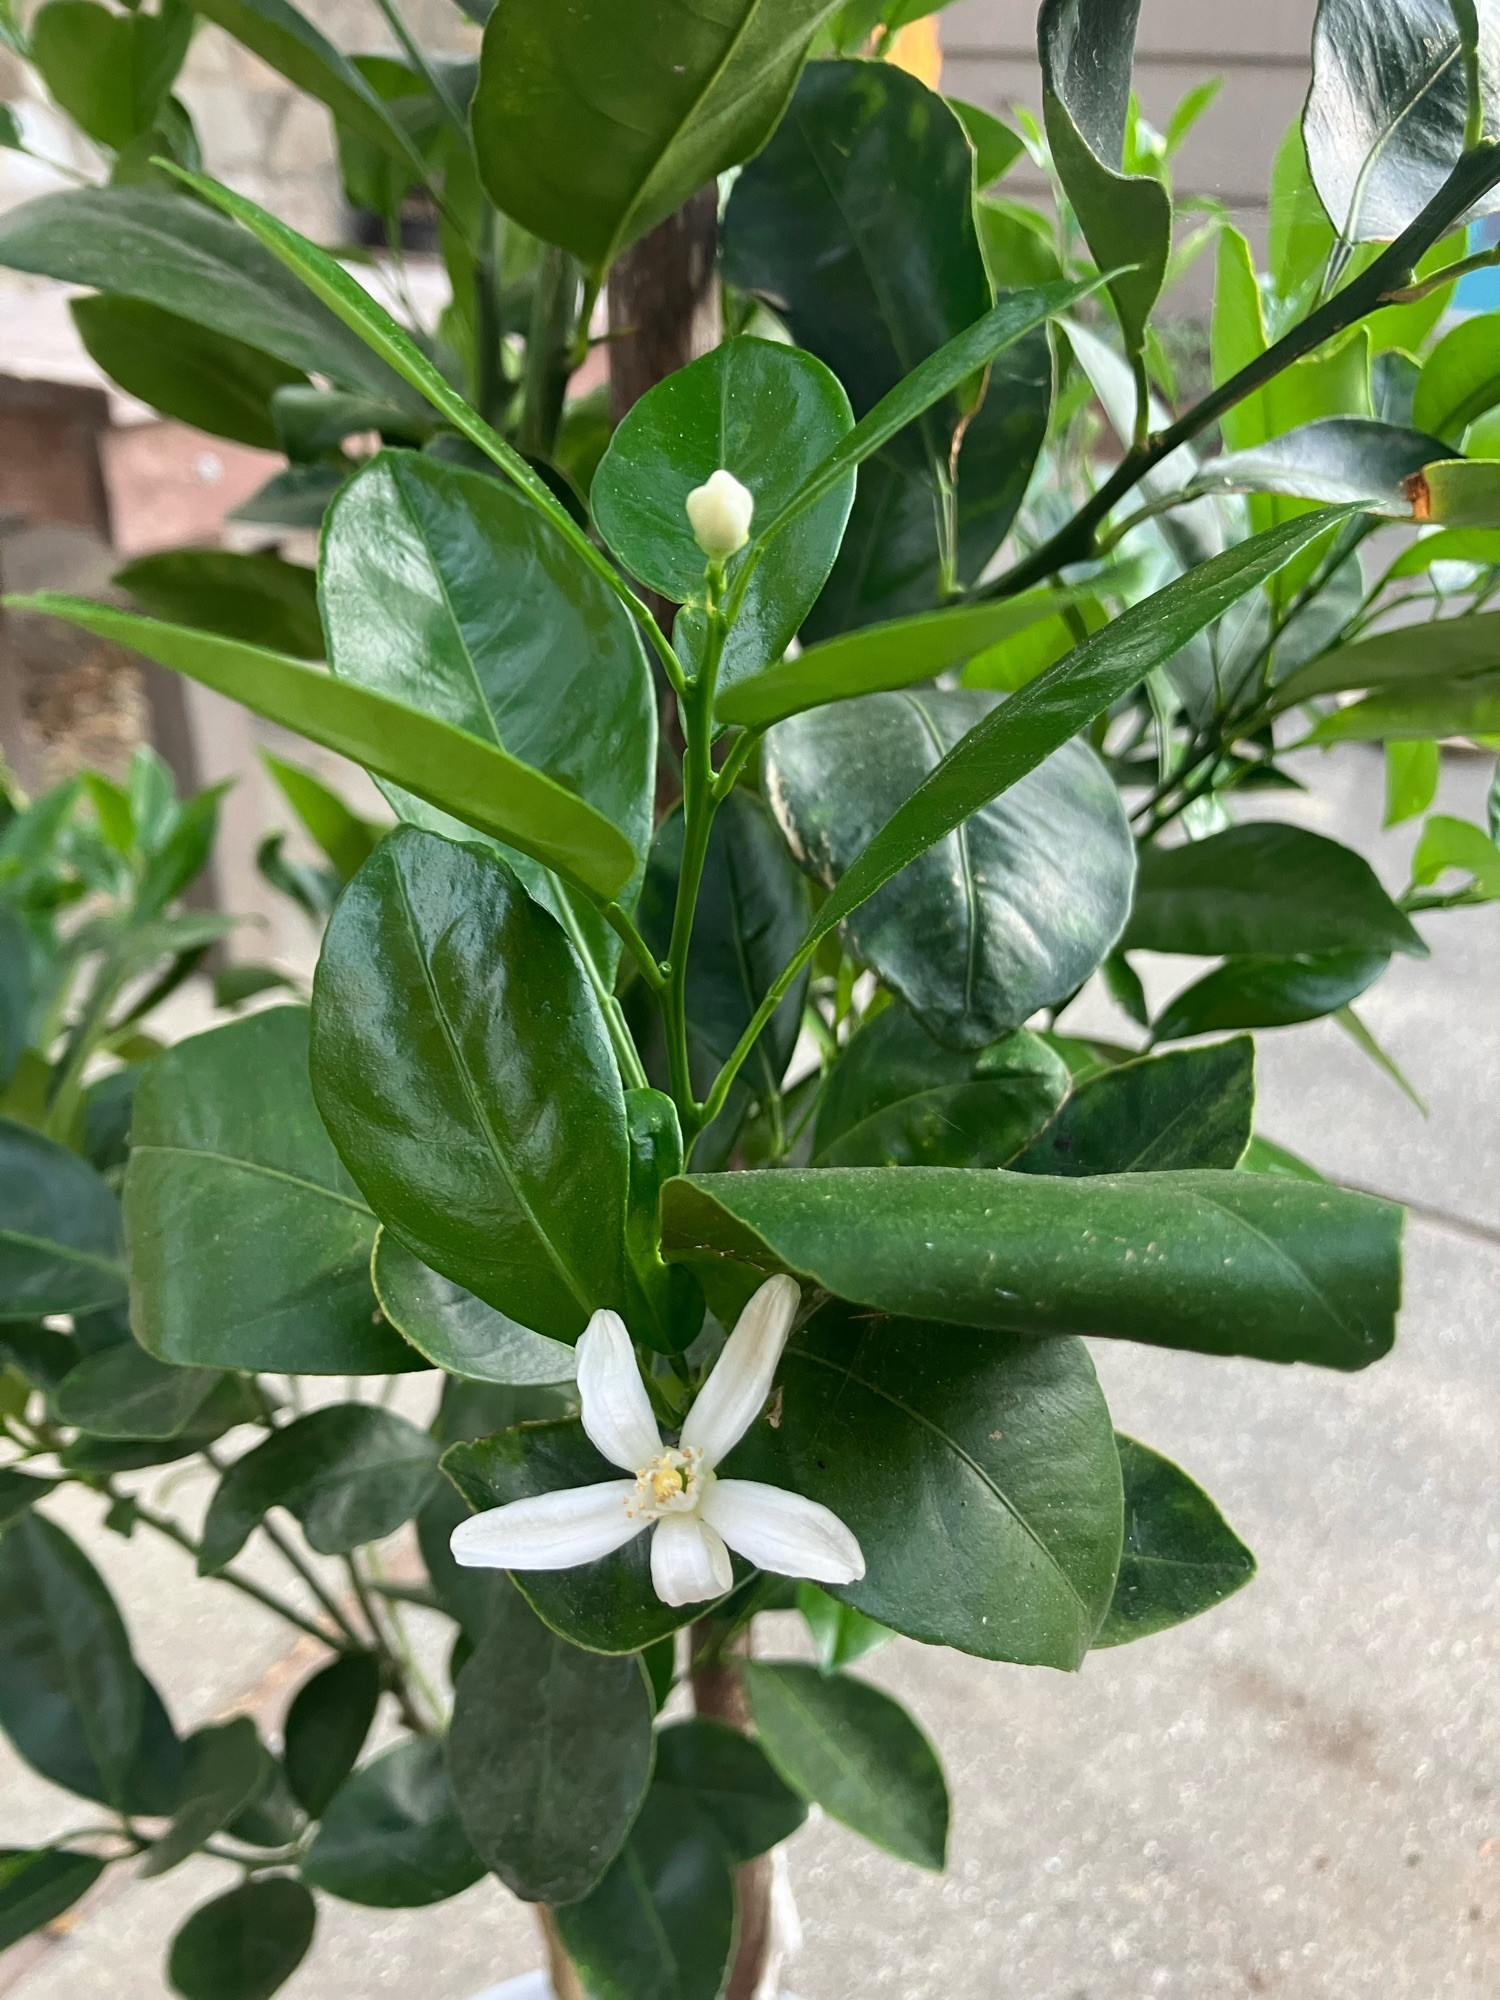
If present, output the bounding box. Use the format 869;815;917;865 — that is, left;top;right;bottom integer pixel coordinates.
1190;417;1450;510
1012;1038;1255;1176
638;792;810;1159
57;1377;264;1480
1153;950;1390;1040
30;0;190;150
0;1513;141;1808
1094;1435;1256;1648
0;1847;105;1952
1304;0;1500;242
717;584;1103;729
797;1582;893;1675
199;1405;440;1571
663;1166;1402;1369
472;0;838;273
766;690;1134;1047
190;0;428;179
53;1341;222;1440
0;1118;125;1322
373;1232;578;1387
442;1420;739;1653
653;1718;806;1865
813;1010;1069;1168
792;511;1355;972
743;1661;948;1869
1274;607;1500;703
0;1469;57;1533
416;1477;512;1642
283;1652;382;1819
12;598;637;904
116;550;322;658
125;1008;407;1373
320;448;654;968
225;1758;305;1852
0;188;405;398
312;830;629;1337
142;1719;269;1878
167;1877;316;2000
724;61;1051;632
724;1302;1119;1663
447;1580;654;1902
591;339;854;690
1039;0;1171;357
555;1790;735;2000
73;296;305;452
302;1739;483;1907
1125;824;1425;960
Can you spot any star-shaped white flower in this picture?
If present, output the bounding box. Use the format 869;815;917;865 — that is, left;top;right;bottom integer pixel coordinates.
450;1275;864;1608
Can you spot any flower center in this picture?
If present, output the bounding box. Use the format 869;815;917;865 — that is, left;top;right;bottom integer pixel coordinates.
626;1445;707;1521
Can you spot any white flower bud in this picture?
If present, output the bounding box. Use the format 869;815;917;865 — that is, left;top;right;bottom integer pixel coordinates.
685;468;754;562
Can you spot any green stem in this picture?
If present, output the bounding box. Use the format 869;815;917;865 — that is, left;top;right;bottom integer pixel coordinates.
125;1496;347;1651
368;0;468;138
664;595;730;1135
602;904;666;993
519;246;581;459
711;727;764;804
981;142;1500;600
344;1555;435;1734
257;1514;366;1648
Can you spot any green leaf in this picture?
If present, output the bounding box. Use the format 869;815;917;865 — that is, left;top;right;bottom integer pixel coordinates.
116;550;322;659
167;1878;316;2000
1094;1435;1256;1648
1305;672;1500;740
142;1718;269;1878
471;0;839;275
950;96;1025;186
1407;455;1500;527
662;1167;1403;1369
283;1652;382;1819
10;597;637;904
260;754;380;881
0;1119;125;1322
742;1661;948;1869
1414;310;1500;442
1304;0;1500;242
125;1008;409;1373
718;584;1105;729
0;1469;57;1533
1189;417;1449;511
0;1848;105;1953
1387;525;1500;575
73;296;306;452
1412;811;1500;895
723;1302;1120;1664
1039;0;1172;359
312;830;629;1338
0;188;407;398
446;1580;654;1903
189;0;430;182
441;1420;736;1653
797;1582;893;1674
53;1342;221;1440
1274;606;1500;702
1150;951;1391;1040
766;690;1134;1047
30;0;190;150
320;447;654;962
301;1739;483;1907
652;1718;807;1865
1013;1039;1255;1175
786;510;1354;975
199;1405;440;1571
0;1513;142;1808
1385;738;1442;825
1124;824;1427;959
724;61;1052;631
555;1791;736;2000
58;1378;262;1477
0;904;27;1089
373;1231;579;1386
591;339;854;691
1239;1133;1326;1181
812;1011;1070;1169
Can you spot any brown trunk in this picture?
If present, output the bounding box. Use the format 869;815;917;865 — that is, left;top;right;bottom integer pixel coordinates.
607;185;722;426
692;1624;775;2000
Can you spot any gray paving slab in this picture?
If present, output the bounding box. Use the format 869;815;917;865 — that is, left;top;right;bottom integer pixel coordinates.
2;744;1496;1999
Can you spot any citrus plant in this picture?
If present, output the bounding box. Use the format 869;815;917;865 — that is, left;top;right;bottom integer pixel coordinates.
2;1;1500;1996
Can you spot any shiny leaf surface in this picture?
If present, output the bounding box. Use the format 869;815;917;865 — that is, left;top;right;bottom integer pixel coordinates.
1013;1039;1255;1175
302;1739;483;1907
372;1232;578;1387
1094;1435;1256;1647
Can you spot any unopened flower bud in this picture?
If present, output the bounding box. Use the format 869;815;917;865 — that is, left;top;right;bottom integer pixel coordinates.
685;468;754;562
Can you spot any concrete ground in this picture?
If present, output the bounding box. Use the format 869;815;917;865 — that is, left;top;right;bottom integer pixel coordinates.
1;744;1496;2000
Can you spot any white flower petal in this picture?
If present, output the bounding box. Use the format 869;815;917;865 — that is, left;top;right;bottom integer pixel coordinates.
680;1273;800;1467
450;1482;642;1570
649;1512;734;1606
576;1308;661;1472
700;1478;865;1585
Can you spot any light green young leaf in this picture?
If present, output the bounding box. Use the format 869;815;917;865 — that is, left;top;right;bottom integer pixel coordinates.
1411;811;1500;894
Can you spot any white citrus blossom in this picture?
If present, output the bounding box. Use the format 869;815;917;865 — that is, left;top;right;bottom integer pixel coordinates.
450;1274;864;1608
685;467;754;561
